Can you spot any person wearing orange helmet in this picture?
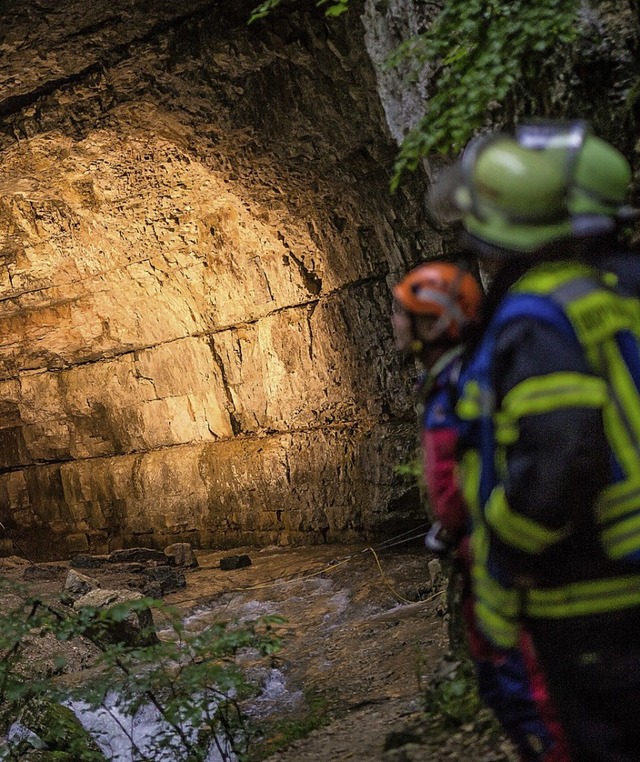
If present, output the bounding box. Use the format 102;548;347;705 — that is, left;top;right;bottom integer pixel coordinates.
392;261;570;762
392;261;481;551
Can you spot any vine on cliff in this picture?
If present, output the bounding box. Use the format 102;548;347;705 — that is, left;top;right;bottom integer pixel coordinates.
250;0;580;188
390;0;580;188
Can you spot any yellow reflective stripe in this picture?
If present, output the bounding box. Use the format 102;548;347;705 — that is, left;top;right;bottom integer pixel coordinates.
565;288;639;344
494;415;518;446
470;524;521;648
601;400;639;477
459;449;481;518
597;476;640;522
513;261;593;294
456;380;493;421
501;372;608;419
600;515;640;560
474;600;520;649
471;535;520;618
456;397;480;420
603;341;640;457
565;291;640;347
601;513;640;542
583;339;640;477
484;486;570;554
473;574;520;618
526;575;640;618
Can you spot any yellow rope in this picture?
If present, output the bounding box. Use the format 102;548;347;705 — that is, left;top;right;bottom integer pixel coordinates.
365;546;417;605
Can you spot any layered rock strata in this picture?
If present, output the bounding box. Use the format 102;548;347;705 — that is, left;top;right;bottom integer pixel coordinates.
0;0;442;559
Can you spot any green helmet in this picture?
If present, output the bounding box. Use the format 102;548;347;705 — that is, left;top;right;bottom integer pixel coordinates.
572;135;631;216
516;120;634;220
454;135;572;253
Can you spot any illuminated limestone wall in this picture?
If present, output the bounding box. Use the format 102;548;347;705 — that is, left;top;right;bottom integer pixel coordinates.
0;0;443;558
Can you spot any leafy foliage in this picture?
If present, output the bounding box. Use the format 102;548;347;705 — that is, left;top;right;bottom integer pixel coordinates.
422;655;488;729
390;0;580;188
246;690;332;761
0;583;285;761
393;453;423;484
394;451;429;516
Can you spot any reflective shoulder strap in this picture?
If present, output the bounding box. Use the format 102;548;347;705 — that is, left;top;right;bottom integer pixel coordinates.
551;276;640;472
549;274;604;307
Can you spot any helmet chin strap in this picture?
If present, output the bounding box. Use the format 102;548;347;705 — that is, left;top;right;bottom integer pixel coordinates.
424;312;453;343
478;261;494;293
427;267;467;340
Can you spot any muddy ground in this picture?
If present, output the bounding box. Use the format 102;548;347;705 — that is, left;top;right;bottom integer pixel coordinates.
0;542;516;761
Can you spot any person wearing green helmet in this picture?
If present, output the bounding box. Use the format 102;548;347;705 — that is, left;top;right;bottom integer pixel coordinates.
454;134;574;253
433;131;640;761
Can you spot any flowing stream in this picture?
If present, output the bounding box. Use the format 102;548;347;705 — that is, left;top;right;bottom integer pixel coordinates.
67;693;234;762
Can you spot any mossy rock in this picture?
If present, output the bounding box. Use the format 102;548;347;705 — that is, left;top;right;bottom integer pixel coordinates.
422;654;486;728
18;698;106;761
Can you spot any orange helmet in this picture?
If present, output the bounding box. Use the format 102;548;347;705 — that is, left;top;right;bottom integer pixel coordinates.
392;262;482;340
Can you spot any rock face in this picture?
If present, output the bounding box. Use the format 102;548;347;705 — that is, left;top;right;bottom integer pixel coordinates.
362;0;436;147
0;1;443;559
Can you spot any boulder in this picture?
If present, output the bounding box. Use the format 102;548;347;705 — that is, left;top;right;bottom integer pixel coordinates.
109;548;168;565
62;569;99;603
14;697;106;760
73;589;158;647
164;543;198;568
144;566;186;596
219;554;252;571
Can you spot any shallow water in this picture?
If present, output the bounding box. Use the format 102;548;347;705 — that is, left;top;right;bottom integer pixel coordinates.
68;693;234;762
